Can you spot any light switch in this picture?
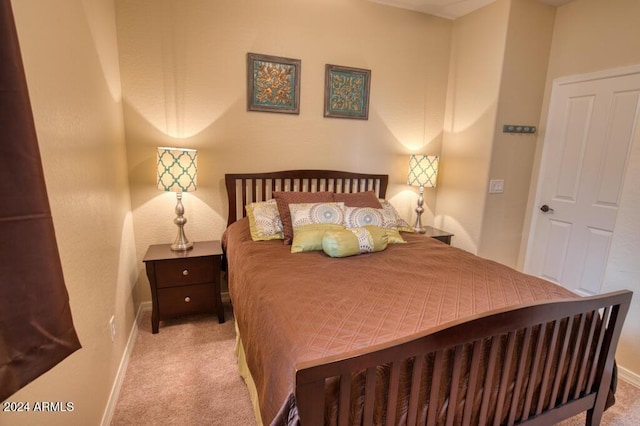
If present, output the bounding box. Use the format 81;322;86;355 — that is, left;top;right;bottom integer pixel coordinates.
489;179;504;194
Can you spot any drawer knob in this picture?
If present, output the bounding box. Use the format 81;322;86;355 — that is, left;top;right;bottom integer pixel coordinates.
184;296;191;303
182;269;189;276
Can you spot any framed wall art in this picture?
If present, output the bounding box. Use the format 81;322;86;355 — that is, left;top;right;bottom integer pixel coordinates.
247;53;301;114
324;64;371;120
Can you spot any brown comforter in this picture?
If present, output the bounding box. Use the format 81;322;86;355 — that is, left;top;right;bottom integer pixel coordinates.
223;218;576;425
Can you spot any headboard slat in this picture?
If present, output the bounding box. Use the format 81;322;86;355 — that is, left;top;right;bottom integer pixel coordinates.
225;170;389;226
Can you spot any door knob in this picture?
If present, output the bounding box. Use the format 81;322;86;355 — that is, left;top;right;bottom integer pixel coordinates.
540;204;554;213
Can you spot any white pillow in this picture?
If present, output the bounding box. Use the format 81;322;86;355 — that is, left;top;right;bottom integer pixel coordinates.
289;202;345;228
379;199;413;232
343;206;385;228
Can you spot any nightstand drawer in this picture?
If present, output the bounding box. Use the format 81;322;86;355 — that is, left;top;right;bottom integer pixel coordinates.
154;258;215;288
157;283;216;317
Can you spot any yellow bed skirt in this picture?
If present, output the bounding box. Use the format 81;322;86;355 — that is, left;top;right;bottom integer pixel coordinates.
234;320;264;426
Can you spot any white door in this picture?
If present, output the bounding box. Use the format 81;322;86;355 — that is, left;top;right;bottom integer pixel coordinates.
526;66;640;296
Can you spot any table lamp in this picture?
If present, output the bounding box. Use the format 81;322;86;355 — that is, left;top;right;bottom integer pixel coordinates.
407;154;438;233
157;147;198;251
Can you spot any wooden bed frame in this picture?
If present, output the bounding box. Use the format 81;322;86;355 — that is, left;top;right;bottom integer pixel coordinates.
224;170;632;426
225;169;388;226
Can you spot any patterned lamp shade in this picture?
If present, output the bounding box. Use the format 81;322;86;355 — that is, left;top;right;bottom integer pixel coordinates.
407;155;438;188
157;147;198;192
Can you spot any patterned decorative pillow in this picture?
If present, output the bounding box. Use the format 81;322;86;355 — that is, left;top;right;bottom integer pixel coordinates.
273;191;334;245
332;191;382;208
344;206;385;228
289;202;345;229
246;199;283;241
322;226;389;258
379;199;414;233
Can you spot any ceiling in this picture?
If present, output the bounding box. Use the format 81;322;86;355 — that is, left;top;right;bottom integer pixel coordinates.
368;0;574;19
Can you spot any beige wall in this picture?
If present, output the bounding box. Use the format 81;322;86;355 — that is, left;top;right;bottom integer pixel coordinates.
6;0;138;424
478;0;555;266
436;0;510;253
115;0;453;302
521;0;640;378
438;0;555;267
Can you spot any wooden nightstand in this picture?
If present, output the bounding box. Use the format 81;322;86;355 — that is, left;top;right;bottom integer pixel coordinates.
422;226;454;245
143;240;224;334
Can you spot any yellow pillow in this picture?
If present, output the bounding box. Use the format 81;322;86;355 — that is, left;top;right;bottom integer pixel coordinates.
291;223;345;253
322;226;389;258
370;226;406;244
246;199;284;241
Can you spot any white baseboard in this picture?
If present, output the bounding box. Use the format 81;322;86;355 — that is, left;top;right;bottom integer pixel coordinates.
100;302;152;426
618;364;640;389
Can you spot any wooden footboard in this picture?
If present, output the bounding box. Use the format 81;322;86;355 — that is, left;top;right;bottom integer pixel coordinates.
295;290;632;426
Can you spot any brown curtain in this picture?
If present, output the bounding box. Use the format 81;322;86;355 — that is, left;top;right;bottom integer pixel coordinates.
0;0;81;401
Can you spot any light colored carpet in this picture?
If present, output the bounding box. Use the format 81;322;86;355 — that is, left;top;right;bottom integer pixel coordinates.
556;376;640;426
111;304;255;425
112;303;640;425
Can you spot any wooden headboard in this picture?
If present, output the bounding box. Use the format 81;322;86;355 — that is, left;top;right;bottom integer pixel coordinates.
225;170;388;226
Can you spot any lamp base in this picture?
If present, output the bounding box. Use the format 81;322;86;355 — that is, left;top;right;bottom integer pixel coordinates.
413;186;426;234
170;239;193;252
170;192;194;251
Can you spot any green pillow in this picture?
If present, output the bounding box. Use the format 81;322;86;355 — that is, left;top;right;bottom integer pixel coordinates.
322;226;389;258
291;223;345;253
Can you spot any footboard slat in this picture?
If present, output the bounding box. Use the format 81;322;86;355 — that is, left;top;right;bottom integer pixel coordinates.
522;323;547;421
363;367;377;424
588;304;626;425
563;310;588;404
583;306;610;398
479;335;500;424
385;362;401;426
426;349;444;426
508;326;533;425
537;319;561;415
550;315;575;406
296;378;325;426
295;291;631;426
462;339;483;425
494;331;517;426
407;355;424;426
575;308;602;400
338;373;350;426
445;344;464;426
